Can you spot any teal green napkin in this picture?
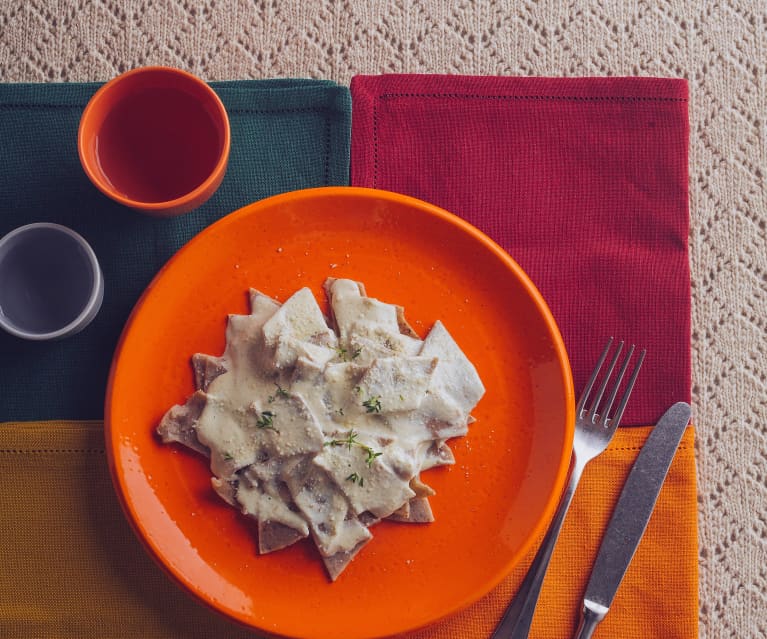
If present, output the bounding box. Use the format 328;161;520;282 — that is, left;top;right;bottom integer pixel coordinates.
0;79;351;421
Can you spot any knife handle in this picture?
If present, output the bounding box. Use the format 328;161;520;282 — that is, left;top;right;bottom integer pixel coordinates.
573;601;608;639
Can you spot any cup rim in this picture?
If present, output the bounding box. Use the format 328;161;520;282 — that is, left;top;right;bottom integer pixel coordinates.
0;222;104;340
77;66;231;214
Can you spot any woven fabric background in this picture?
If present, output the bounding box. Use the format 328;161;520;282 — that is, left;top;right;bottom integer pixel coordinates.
1;2;764;638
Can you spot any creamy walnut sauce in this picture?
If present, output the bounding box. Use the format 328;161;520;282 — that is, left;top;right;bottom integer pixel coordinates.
157;278;485;580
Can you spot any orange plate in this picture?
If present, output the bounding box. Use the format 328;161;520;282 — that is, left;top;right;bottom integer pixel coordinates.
105;186;574;639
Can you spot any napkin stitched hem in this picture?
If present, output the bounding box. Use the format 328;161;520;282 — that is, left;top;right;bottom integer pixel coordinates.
370;92;689;188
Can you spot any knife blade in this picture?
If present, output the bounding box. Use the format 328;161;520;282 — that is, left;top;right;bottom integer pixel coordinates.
573;401;692;639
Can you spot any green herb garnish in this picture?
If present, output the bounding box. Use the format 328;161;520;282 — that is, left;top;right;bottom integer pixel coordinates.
342;429;360;450
324;429;382;470
267;383;289;403
335;346;364;362
256;410;278;431
346;472;364;486
362;395;382;413
364;448;383;467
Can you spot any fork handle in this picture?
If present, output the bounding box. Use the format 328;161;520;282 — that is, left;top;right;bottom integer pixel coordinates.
490;458;585;639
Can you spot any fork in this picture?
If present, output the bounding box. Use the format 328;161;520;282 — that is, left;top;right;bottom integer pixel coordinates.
490;338;645;639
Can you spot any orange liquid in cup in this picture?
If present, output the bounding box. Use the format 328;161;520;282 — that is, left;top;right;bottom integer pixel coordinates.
96;87;224;204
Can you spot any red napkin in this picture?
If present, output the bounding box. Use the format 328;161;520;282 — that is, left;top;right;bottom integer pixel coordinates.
350;75;690;426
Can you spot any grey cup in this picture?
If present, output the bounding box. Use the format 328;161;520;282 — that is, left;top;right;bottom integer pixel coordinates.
0;223;104;340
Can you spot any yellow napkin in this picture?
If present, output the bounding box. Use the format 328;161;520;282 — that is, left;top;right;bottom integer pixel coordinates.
0;421;696;638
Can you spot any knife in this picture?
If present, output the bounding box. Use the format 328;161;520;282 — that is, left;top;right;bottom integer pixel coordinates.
573;401;692;639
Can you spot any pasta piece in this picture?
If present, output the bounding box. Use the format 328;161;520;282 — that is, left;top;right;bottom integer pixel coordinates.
157;390;209;455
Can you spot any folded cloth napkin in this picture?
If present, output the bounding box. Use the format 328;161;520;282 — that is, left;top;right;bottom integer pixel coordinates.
352;75;690;426
0;79;350;421
351;75;697;638
0;422;695;639
0;420;286;638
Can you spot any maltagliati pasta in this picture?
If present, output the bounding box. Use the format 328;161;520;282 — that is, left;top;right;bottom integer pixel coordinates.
157;278;485;580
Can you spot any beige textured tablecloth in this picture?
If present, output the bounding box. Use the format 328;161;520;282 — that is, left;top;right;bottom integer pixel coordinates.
1;2;764;638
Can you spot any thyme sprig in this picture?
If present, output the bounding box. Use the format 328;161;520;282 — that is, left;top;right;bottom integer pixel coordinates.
324;429;382;468
267;383;289;403
256;410;278;431
362;395;382;413
325;429;361;450
335;346;363;362
364;448;383;467
346;472;364;486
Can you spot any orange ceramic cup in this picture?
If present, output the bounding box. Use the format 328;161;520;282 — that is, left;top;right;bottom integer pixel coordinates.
78;66;230;216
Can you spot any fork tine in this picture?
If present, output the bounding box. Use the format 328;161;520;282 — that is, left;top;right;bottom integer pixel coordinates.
586;340;624;422
599;343;634;421
576;337;614;415
606;348;646;428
